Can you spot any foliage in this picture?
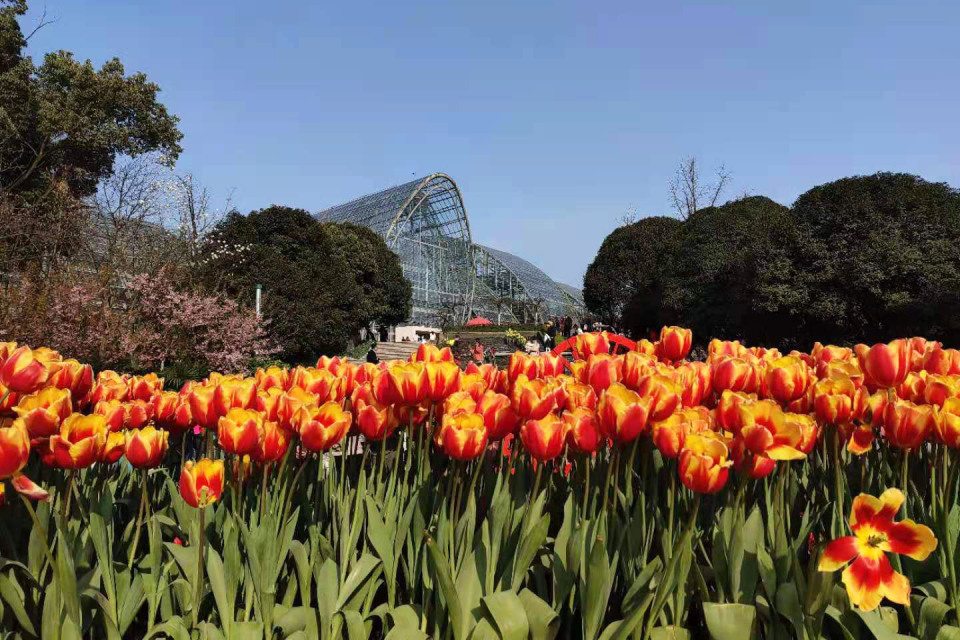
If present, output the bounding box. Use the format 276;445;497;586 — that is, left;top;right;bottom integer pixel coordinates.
0;269;276;374
198;206;411;363
586;173;960;349
584;216;684;337
1;330;957;639
0;0;182;268
791;172;960;345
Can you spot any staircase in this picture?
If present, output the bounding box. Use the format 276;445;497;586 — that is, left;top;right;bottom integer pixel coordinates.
374;341;421;362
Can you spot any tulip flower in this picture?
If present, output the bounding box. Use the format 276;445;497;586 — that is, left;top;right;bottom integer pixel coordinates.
213;377;258;416
936;397;960;448
179;459;225;508
895;371;927;403
128;373;164;402
374;363;426;406
0;346;59;394
315;355;345;374
125;427;170;468
48;359;94;404
460;372;489;402
813;377;869;426
708;339;747;361
511;375;562;420
442;391;477;420
0;418;30;479
538;353;567;378
582;354;622;393
101;431;126;464
563;381;598;412
255;387;284;422
93;399;127;432
412;343;454;363
46;413;107;469
855;340;910;390
787;412;820;454
674;361;712;408
90;373;130;404
737;400;806;462
255;366;289;391
423;361;461;403
712;356;761;394
276;387;316;429
253;420;290;463
923;346;960;376
715;390;756;433
883;400;935;450
657;326;692;362
439;412;488;460
476;391;521;441
635;339;657;357
520;413;567;461
597;383;652;444
621;352;659;391
217;408;264;456
507;352;538;384
296;401;352;451
765;356;813;405
0;342;17;362
923;374;960;407
289;367;342;403
12;387;72;438
653;407;710;458
466;363;507;394
563;408;602;454
0;383;19;413
678;432;732;494
573;332;610;360
812;343;854;374
819;488;937;611
124;399;154;430
355;398;396;442
150;391;191;433
189;385;218;429
636;374;682;422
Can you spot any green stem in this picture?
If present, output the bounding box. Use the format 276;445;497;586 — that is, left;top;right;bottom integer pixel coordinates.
260;463;269;519
520;464;544;540
645;494;701;640
895;453;918;634
127;469;149;569
944;447;960;621
61;470;76;523
667;465;676;551
601;449;619;523
281;457;309;526
582;455;592;521
193;507;206;628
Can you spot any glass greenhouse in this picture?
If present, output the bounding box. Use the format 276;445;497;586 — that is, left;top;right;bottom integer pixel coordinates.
317;173;584;327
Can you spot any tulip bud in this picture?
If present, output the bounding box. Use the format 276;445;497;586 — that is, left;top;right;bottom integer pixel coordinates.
217;408;264;456
563;408;603;454
296;402;352;451
439;412;488;460
657;326;692;362
597;383;652;444
520;413;567;461
125;427;170;468
0;418;30;479
179;459;225;508
854;340;910;390
12;387;72;438
0;346;59;393
476;391;520;441
678;433;732;493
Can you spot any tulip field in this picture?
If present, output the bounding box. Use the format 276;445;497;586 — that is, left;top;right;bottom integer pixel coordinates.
1;330;959;639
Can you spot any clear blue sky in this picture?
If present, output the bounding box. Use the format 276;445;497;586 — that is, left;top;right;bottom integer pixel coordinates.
23;0;960;288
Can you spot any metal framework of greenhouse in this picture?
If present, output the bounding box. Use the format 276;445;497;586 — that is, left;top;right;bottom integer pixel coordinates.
317;173;585;327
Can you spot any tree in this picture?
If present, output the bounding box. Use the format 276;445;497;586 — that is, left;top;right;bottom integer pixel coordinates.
0;0;182;267
583;216;684;336
663;196;806;347
791;173;960;344
198;206;412;361
669;157;731;220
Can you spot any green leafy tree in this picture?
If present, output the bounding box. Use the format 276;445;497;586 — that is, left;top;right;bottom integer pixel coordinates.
663;196;806;347
583;216;683;337
0;0;182;266
791;172;960;344
199;206;411;362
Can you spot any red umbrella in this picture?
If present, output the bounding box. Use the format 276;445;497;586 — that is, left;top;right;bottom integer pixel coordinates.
465;316;493;327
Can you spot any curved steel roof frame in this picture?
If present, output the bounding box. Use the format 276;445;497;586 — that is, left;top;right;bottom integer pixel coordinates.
318;174;476;325
474;244;581;319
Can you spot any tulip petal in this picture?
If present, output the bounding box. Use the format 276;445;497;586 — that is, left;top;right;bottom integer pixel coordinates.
842;555;885;611
819;536;858;571
765;445;806;461
847;426;874;455
12;474;50;501
850;488;904;529
883;520;938;561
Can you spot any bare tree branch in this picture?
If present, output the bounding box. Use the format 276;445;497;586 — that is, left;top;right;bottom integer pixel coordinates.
669;157;732;220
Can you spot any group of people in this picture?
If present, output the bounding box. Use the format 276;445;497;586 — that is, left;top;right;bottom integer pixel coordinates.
539;316;618;351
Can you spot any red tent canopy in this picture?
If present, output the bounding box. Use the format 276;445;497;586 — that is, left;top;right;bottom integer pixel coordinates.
465;316;493;326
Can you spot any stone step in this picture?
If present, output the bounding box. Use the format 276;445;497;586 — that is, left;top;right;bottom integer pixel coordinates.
374;341;421;361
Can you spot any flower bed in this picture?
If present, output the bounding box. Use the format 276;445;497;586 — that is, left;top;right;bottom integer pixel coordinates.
0;330;955;638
